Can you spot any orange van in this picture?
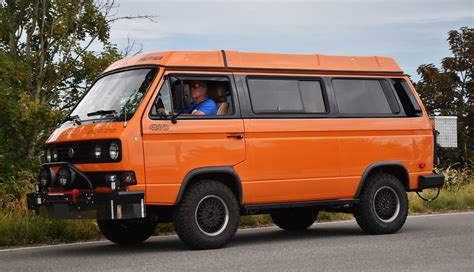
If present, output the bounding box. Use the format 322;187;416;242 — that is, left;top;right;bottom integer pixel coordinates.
27;51;445;249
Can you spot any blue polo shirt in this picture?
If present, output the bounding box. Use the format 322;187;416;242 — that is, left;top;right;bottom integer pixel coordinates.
183;98;217;115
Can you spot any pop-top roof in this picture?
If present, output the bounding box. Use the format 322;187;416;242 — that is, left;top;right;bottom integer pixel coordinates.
103;50;403;74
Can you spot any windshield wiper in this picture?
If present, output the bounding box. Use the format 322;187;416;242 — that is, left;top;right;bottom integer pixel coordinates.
86;109;117;118
63;114;82;125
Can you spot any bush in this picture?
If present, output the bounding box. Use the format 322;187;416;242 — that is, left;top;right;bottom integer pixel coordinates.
439;165;472;191
0;171;35;212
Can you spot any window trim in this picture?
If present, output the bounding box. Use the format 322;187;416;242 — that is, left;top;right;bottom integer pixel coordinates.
245;75;330;115
147;73;242;120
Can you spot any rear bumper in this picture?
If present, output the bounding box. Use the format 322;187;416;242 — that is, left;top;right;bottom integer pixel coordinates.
27;190;146;220
417;174;445;191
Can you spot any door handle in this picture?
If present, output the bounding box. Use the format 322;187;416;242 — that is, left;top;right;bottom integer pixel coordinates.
227;134;244;139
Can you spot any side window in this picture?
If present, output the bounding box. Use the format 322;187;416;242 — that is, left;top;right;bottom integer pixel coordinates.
332;79;396;115
150;79;173;117
247;78;327;113
391;78;422;117
150;76;235;118
299;81;327;113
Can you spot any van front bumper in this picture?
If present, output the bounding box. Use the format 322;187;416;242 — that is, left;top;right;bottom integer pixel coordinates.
26;190;146;220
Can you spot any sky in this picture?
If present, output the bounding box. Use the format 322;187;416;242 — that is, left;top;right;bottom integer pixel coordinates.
108;0;473;80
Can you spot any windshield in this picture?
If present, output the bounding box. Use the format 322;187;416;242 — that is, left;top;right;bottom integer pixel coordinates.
68;68;158;123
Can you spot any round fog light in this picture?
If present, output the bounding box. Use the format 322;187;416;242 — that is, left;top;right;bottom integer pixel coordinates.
39;168;55;188
57;167;75;188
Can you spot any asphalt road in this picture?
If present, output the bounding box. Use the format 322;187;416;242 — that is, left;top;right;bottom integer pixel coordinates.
1;212;473;272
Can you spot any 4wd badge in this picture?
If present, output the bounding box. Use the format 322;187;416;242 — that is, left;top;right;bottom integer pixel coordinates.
149;124;169;132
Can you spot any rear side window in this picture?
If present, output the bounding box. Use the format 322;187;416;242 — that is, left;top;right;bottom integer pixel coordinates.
391;78;422;117
247;78;326;113
332;79;397;115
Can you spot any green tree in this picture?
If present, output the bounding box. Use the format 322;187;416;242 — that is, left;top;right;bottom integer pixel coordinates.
0;0;153;202
415;27;473;168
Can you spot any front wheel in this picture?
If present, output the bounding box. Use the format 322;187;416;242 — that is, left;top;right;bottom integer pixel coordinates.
97;219;157;245
354;173;408;234
173;180;240;250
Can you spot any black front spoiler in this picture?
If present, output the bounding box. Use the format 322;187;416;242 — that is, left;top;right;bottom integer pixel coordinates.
27;190;146;220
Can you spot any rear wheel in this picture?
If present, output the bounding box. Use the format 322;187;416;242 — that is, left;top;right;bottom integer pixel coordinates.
97;219;157;245
174;180;239;250
354;173;408;234
271;208;318;231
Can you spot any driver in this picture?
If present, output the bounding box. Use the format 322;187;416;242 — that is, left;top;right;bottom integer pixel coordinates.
182;81;217;115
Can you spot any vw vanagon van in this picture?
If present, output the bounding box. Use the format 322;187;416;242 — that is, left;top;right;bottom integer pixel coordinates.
27;51;445;249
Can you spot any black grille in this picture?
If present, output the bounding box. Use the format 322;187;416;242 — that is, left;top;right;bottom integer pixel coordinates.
46;139;121;164
84;172;109;188
56;142;93;163
74;172;134;189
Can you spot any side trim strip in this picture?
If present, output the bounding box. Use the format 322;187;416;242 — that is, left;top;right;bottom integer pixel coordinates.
244;199;359;212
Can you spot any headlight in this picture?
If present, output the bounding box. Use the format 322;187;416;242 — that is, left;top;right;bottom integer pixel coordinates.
109;142;120;160
57;167;75;188
39;168;55;188
94;145;102;159
45;149;52;163
52;149;58;161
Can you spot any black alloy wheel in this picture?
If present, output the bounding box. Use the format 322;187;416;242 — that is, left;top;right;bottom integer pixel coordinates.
354;172;408;234
174;180;239;250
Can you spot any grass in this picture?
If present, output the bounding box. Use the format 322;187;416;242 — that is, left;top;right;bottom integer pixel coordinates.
409;182;474;213
0;168;472;247
0;211;100;246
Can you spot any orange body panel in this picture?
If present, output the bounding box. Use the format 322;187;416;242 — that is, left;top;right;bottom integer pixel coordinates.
45;51;435;207
235;116;433;204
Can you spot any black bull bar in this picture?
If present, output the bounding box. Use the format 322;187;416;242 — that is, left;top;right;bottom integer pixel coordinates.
26;162;145;220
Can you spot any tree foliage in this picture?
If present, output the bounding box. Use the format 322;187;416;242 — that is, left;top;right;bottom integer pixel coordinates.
415;27;473;167
0;0;152;186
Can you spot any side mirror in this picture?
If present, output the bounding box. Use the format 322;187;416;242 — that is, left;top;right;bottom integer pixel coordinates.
174;84;192;110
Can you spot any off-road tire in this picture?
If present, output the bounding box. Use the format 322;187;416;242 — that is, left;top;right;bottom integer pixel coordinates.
173;180;240;250
271;208;318;231
354;173;408;234
97;218;157;244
